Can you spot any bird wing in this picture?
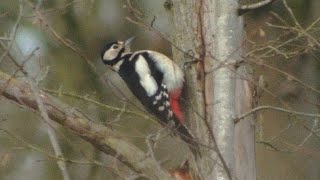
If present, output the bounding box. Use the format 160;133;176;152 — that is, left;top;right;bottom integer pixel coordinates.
134;55;159;97
132;51;184;92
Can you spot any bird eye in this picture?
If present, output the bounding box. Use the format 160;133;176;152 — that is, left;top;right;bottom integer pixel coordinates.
112;44;119;49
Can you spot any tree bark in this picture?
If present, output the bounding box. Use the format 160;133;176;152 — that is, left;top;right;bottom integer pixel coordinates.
234;67;256;180
210;0;239;178
169;1;213;178
169;0;207;142
170;0;256;179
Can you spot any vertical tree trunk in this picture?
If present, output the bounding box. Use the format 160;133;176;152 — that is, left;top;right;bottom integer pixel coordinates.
170;0;256;179
234;66;256;180
169;0;207;141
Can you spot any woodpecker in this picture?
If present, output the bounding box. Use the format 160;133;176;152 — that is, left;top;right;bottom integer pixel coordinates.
100;37;197;150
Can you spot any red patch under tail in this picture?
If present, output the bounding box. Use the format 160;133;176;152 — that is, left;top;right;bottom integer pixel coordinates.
169;89;184;123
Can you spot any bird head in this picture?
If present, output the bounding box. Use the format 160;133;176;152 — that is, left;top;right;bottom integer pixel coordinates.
101;37;135;65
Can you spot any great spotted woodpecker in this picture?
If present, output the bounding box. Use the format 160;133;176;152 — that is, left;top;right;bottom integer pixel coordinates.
100;37;197;150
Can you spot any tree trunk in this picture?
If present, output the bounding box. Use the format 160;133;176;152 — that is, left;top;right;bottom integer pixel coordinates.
170;0;256;179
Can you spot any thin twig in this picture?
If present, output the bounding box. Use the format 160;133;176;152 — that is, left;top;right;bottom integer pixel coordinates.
110;102;128;123
282;0;302;29
268;119;298;146
24;0;84;18
235;105;320;123
257;119;319;153
18;49;72;180
25;0;95;70
306;16;320;31
250;58;320;96
290;119;318;152
43;88;156;123
0;1;23;64
29;79;71;180
124;9;199;61
0;37;12;41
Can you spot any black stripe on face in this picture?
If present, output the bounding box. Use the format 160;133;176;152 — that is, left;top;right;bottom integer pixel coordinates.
102;47;125;66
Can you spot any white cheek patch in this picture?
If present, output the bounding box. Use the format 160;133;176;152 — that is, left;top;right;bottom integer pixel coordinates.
155;93;162;100
135;55;158;96
103;49;118;61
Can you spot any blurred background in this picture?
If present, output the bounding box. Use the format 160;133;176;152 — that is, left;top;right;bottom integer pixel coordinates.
0;0;320;179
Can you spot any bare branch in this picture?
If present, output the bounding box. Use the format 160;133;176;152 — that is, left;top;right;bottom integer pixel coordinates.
238;0;278;16
27;66;71;180
0;71;173;179
4;2;70;177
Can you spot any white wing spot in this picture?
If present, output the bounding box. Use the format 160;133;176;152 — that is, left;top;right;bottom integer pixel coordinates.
158;106;165;111
153;100;157;105
165;101;170;107
155;94;162;100
162;91;169;98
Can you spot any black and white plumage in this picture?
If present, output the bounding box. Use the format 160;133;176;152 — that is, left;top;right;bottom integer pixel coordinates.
100;37;197;150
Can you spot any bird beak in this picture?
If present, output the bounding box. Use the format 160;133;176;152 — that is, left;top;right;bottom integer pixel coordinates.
124;36;135;48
